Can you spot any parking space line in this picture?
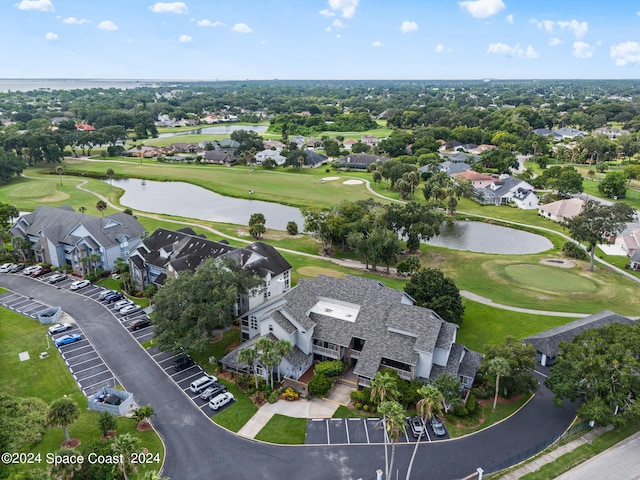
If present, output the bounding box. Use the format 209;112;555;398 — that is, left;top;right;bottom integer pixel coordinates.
66;356;100;368
363;418;370;444
76;369;111;382
345;419;350;444
83;377;116;390
72;363;108;375
58;342;89;354
326;420;330;444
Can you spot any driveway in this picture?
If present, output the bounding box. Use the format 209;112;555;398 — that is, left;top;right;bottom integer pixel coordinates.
0;275;577;480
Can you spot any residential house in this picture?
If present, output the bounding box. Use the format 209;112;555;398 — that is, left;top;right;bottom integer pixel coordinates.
128;227;292;316
255;149;286;166
440;151;479;164
437;161;471;175
343;139;358;150
524;310;636;366
452;171;495;189
263;140;284;150
303;151;329;168
630;250;640;270
594;127;630;140
290;136;305;149
474;177;539;209
469;144;497;155
553;128;587;140
75;122;95;132
218;138;240;154
538;198;585;223
361;135;379;147
222;275;483;389
10;206;145;276
305;137;322;149
170;143;199;153
128;145;164;158
202;150;237;166
336;153;389;170
614;225;640;257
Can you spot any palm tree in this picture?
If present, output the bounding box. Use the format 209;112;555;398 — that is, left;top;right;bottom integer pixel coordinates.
369;370;399;405
237;346;259;389
96;200;107;216
112;432;140;480
89;252;101;274
274;339;292;383
46;398;79;446
406;385;444;480
56;165;64;186
78;206;87;214
0;227;7;255
487;357;512;412
132;404;155;428
106;168;115;190
378;400;405;480
48;449;82;480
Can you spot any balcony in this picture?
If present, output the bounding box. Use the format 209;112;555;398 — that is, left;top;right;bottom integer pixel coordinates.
381;364;413;381
349;349;362;360
312;345;340;359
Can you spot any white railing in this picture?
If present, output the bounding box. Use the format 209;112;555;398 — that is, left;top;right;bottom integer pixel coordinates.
350;349;362;359
312;345;340;358
382;365;413;381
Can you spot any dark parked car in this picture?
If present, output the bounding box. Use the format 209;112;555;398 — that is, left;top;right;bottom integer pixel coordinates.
104;292;124;303
9;263;25;273
32;266;51;277
130;318;151;331
98;289;116;301
431;416;446;436
199;382;226;401
173;355;195;372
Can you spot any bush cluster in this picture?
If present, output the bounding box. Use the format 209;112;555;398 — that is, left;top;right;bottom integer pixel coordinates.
281;387;299;401
308;374;333;397
314;360;346;378
561;241;588;260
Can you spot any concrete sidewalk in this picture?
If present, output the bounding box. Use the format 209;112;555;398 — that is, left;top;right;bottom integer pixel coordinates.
500;425;613;479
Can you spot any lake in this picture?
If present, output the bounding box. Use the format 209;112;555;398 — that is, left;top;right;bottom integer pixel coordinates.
110;178;304;231
424;221;553;254
157;125;268;138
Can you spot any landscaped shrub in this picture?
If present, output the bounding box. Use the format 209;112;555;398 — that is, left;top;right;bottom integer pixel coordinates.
465;394;477;415
369;405;376;413
267;391;279;404
453;405;469;418
308;374;333;397
235;374;255;391
355;402;363;410
253;391;267;406
281;387;299;401
363;404;369;412
561;241;588;260
286;221;299;235
314;360;346;378
350;390;366;403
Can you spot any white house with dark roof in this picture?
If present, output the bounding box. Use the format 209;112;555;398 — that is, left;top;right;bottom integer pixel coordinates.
10;206;145;277
474;177;539;210
128;227;292;316
524;311;636;366
222;275;482;389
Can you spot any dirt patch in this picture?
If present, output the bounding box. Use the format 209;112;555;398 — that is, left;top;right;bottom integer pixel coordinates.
540;258;576;268
61;438;81;448
136;422;153;431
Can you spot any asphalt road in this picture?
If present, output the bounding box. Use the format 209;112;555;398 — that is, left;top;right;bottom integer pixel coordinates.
0;275;577;480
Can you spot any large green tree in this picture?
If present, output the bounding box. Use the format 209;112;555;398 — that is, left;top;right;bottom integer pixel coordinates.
0;149;25;184
553;167;583;197
546;323;640;426
403;268;465;325
46;398;79;445
486;357;512;411
598;171;627;199
0;393;48;455
482;336;537;399
152;258;261;353
565;200;635;271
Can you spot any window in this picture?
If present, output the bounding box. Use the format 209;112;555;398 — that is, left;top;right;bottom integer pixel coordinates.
268;324;273;333
250;316;258;330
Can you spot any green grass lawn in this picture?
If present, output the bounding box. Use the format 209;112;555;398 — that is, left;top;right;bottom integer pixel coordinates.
0;308;164;479
254;414;307;444
210;379;258;432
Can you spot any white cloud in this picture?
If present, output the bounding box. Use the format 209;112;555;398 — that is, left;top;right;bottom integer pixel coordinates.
325;26;332;32
332;19;346;28
336;34;342;39
572;41;594;59
149;2;187;14
44;32;58;40
459;0;505;19
97;20;118;31
328;0;359;19
400;21;418;33
231;23;252;33
63;16;88;24
16;0;53;11
372;40;381;47
319;9;335;17
487;42;539;58
548;37;563;46
435;44;445;53
505;14;513;24
536;19;588;38
611;41;640;66
197;19;223;27
179;34;192;43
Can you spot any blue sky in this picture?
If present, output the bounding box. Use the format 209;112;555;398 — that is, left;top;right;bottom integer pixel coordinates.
2;0;640;80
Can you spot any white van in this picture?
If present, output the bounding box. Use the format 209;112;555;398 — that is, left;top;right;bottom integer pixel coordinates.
189;374;218;393
208;392;234;411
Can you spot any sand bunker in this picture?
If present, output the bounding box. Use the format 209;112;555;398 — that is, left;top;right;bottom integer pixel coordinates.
342;179;364;185
321;176;340;181
540;258;576;268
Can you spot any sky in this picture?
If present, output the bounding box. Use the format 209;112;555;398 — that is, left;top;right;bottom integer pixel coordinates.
2;0;640;80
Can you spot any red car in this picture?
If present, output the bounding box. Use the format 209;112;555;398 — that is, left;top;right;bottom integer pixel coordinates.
31;266;51;277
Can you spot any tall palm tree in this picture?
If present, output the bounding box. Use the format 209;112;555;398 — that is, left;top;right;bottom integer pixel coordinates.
487;356;512;412
46;398;79;446
112;433;140;480
274;339;292;383
48;449;82;480
378;400;405;480
132;404;155;428
96;200;107;216
369;370;399;405
78;206;87;214
255;337;276;387
237;346;259;388
89;252;101;274
406;385;444;480
106;168;115;190
56;165;64;186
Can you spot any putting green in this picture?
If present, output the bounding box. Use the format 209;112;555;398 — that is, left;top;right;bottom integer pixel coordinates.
8;181;69;203
503;264;599;294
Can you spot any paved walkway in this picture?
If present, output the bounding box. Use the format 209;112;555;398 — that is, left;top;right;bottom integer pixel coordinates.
500;425;614;480
460;291;588;317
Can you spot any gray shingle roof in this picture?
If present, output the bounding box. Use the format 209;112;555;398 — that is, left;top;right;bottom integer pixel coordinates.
524;310;637;358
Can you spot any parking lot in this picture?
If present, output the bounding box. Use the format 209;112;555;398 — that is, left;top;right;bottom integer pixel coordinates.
305;416;449;445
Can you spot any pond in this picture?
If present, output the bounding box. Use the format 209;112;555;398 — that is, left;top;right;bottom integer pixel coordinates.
157;125;268;138
109;179;304;231
423;221;553;254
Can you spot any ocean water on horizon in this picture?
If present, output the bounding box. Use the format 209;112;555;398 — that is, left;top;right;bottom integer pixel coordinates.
0;79;157;92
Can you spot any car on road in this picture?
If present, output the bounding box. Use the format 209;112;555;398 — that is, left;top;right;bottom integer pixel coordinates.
104;292;124;303
32;266;51;277
48;273;67;284
208;392;234;410
130;318;151;331
98;289;116;301
119;304;142;316
431;416;446;436
48;322;73;334
54;333;82;347
199;382;226;401
408;416;425;438
173;355;195;372
189;374;218;393
69;279;91;290
9;263;25;273
113;298;133;310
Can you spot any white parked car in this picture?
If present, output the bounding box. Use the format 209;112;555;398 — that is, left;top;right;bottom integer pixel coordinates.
119;304;142;316
113;298;133;310
209;392;234;411
48;322;73;334
0;263;15;273
22;265;40;275
69;279;91;290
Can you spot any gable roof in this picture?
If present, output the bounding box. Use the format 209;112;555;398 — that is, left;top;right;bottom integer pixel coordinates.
336;153;390;167
539;198;585;219
452;171;494;182
524;310;636;358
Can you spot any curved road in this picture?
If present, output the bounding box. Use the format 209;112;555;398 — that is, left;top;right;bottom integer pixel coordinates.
0;275;577;480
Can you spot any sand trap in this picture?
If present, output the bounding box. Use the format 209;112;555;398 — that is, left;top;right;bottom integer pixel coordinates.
342;179;364;185
321;176;340;181
540;258;576;268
